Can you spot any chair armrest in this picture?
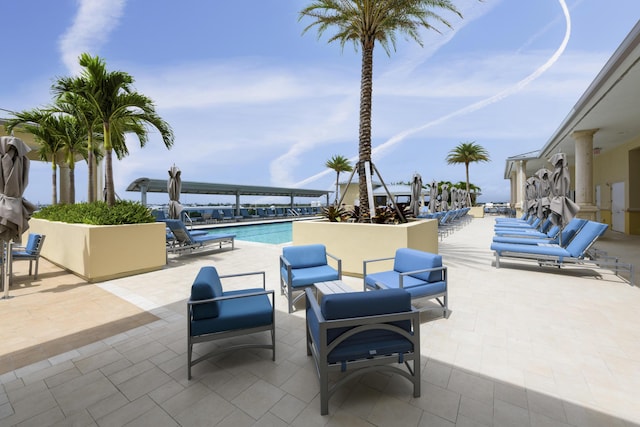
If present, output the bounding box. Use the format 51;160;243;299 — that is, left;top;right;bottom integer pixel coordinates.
219;271;266;289
326;252;342;277
363;256;395;289
398;266;447;288
188;288;274;306
279;255;293;285
305;288;325;322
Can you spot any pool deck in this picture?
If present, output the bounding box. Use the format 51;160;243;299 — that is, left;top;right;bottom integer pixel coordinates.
1;215;639;426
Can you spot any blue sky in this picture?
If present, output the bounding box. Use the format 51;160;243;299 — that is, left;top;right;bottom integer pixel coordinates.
2;0;640;206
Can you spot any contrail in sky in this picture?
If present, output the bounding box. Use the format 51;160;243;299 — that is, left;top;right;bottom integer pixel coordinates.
294;0;571;188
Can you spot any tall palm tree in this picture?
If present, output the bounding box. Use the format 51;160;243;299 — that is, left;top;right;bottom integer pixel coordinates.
56;114;89;204
5;109;65;205
446;141;490;206
300;0;462;220
325;154;353;205
54;53;174;206
51;90;102;202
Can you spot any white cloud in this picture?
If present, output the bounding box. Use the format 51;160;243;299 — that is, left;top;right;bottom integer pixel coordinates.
59;0;127;74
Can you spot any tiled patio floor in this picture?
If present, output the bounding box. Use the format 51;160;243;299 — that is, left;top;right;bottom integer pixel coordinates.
0;216;638;426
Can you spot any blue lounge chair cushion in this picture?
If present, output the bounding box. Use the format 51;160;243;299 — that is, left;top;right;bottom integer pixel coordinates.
190;288;272;336
393;248;443;283
283;244;328;268
281;265;339;288
191;266;224;320
307;289;413;364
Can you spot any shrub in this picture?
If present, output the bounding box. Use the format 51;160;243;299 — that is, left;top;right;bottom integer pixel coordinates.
321;205;350;222
33;201;155;225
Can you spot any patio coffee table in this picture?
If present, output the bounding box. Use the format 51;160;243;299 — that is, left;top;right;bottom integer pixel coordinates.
314;280;354;302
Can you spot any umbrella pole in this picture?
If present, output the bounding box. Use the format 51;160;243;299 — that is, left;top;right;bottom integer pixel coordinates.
2;241;9;299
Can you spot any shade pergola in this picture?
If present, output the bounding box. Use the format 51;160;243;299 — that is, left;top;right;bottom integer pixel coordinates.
126;178;331;214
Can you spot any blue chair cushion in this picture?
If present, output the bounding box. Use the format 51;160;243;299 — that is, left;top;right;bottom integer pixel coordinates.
281;264;339;288
393;248;442;283
307;289;413;364
190;288;272;337
283;244;327;268
191;267;223;320
365;272;446;298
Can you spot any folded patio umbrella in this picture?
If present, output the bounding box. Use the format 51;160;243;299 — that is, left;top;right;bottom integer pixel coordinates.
0;136;36;298
549;153;580;244
167;164;183;220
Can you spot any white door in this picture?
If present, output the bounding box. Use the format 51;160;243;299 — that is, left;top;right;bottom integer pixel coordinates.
611;182;625;232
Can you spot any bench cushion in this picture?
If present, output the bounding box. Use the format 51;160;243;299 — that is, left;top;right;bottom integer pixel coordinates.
307;289;413;364
283;244;327;268
281;264;339;288
365;271;446;298
191;266;223;320
393;248;442;283
190;289;272;336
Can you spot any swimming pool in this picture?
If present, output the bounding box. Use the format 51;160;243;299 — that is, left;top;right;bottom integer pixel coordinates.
205;221;292;244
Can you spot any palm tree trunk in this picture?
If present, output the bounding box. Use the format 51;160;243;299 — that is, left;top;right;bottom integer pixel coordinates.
87;133;95;202
358;41;374;221
465;163;471;206
103;122;116;206
51;163;57;205
335;171;340;205
69;165;75;204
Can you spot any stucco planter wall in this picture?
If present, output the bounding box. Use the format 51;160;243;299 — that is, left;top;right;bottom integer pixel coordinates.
28;218;166;282
293;219;438;277
469;206;485;218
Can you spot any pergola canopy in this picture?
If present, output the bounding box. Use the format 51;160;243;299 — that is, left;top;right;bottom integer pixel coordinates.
126;177;331;206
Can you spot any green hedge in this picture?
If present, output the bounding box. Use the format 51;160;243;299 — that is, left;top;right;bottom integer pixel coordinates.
33;201;155;225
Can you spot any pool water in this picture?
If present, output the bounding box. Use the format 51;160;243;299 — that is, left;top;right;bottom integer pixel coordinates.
206;221;292;244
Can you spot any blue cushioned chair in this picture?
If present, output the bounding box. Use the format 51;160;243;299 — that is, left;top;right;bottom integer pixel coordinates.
10;233;46;283
187;266;275;379
363;248;448;316
305;287;420;415
280;244;342;313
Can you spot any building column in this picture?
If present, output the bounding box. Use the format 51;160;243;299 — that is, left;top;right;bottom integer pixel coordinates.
572;128;598;220
509;170;517;209
516;160;527;214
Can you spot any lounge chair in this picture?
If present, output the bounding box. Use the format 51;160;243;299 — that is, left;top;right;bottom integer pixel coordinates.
187;266;275;379
494;216;542;230
280;244;342;313
304;287;420;415
164;219;235;254
10;233;46;283
490;221;634;283
492;218;586;245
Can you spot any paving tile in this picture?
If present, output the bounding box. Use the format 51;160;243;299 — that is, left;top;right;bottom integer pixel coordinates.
269;393;307;424
411;381;460;423
367;394;423;427
174;392;236;426
95;395;158;427
231;379;285;419
117;366;173;401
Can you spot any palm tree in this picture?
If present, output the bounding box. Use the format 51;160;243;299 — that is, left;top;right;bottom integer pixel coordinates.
300;0;462;220
51;90;102;202
446;141;490;206
54;53;174;206
325;155;353;205
5;109;65;205
56;114;89;204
